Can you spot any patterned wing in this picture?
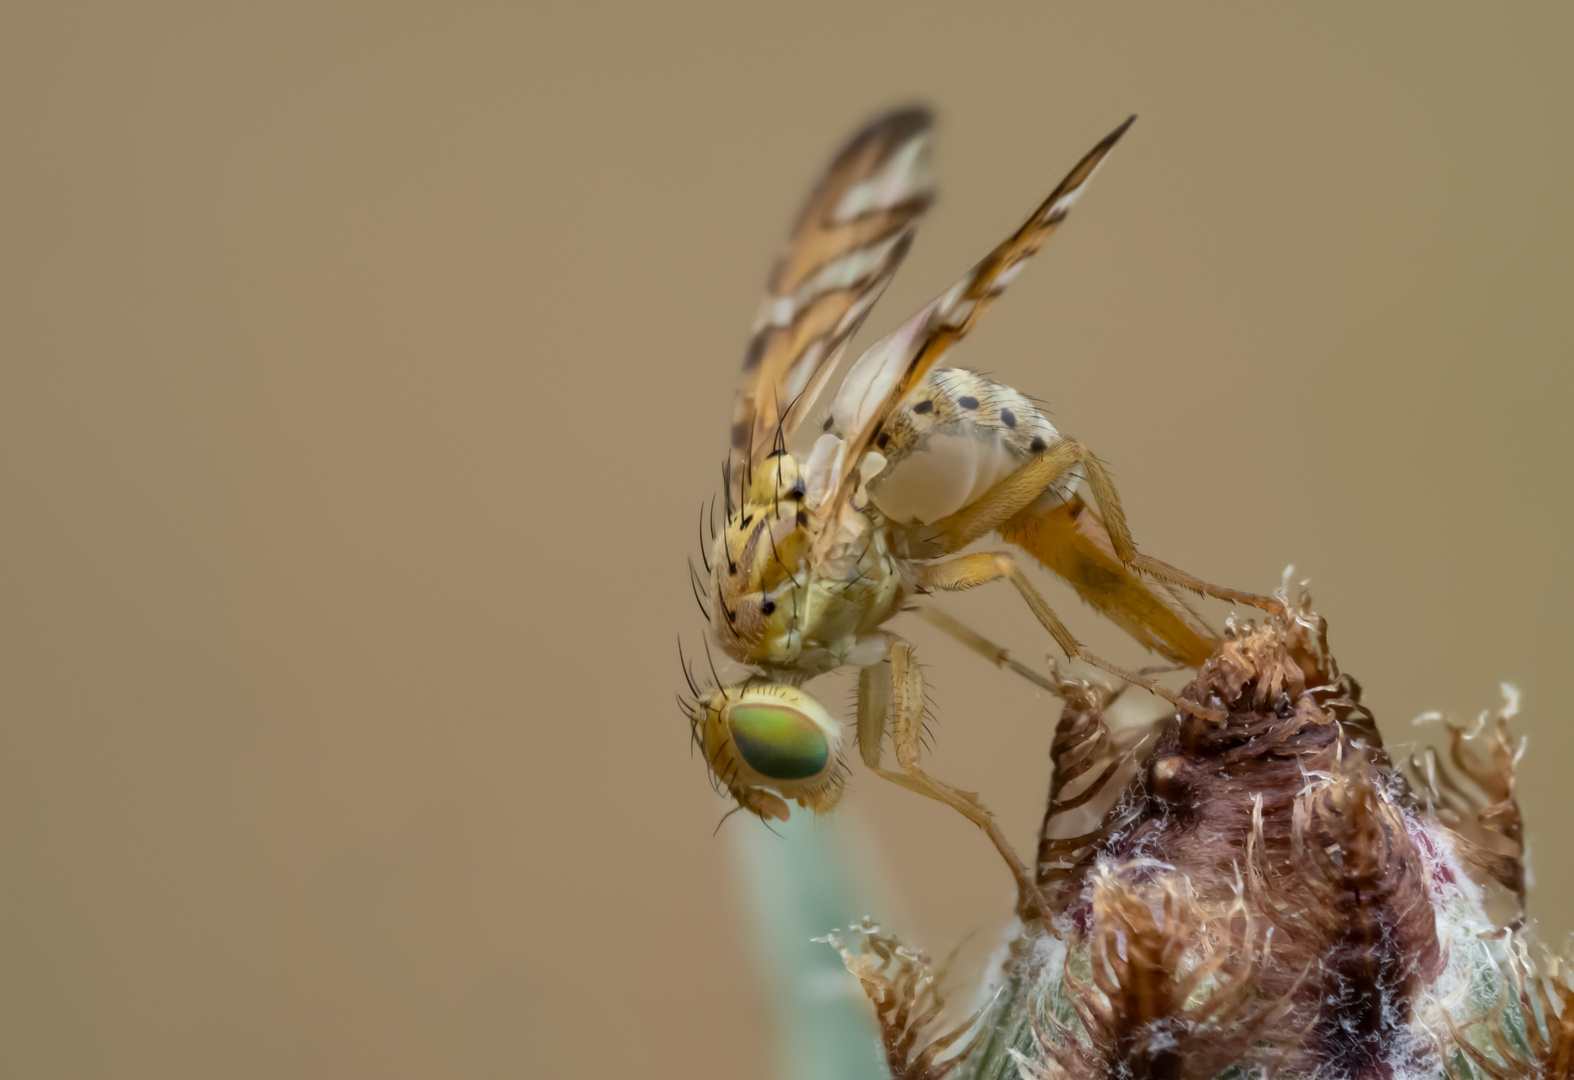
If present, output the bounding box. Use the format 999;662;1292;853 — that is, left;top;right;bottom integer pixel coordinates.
729;108;935;493
822;116;1135;529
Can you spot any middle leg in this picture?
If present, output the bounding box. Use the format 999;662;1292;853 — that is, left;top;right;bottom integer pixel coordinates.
914;550;1225;723
909;603;1061;694
912;601;1187;694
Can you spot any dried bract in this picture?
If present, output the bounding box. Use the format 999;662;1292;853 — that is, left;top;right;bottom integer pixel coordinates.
1016;866;1288;1080
824;920;989;1080
1405;706;1527;922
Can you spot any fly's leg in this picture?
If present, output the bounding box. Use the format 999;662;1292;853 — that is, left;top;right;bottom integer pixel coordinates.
925;438;1084;552
926;437;1283;615
1076;452;1283;614
914;552;1225;724
910;604;1060;694
858;638;1053;923
915;602;1182;712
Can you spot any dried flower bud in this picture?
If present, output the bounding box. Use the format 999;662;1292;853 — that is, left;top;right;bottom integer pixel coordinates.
821;601;1571;1080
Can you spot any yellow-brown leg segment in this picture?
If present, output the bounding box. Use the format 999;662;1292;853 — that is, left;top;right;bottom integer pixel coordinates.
915;552;1225;724
918;602;1192;716
1000;496;1218;667
910;604;1061;694
927;438;1283;616
858;638;1053;923
1077;452;1283;615
927;438;1085;553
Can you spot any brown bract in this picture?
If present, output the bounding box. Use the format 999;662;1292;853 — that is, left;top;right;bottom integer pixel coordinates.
823;921;988;1080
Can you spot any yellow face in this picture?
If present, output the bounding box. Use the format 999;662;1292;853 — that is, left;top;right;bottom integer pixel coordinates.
693;683;844;822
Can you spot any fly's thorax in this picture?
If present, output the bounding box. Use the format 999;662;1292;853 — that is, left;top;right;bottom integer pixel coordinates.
866;367;1082;525
712;506;805;667
712;470;814;669
712;494;902;677
694;682;844;822
799;505;902;655
746;451;807;506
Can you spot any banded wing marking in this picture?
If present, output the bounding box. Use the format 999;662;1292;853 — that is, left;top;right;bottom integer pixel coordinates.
822;116;1136;535
729;108;935;493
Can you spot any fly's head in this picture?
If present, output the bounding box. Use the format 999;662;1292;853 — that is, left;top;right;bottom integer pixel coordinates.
688;681;845;822
712;453;815;669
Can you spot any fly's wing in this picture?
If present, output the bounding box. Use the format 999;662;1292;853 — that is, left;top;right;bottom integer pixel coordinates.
1000;494;1218;667
822;116;1135;535
728;108;935;494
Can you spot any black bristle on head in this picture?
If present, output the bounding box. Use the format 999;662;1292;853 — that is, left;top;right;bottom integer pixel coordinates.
676;635;702;699
766;520;785;572
780;385;807;431
687;559;711;622
712;805;740;836
741;440;752;512
772;387;789;455
715;475;737;574
697;503;711;573
771;396;784;512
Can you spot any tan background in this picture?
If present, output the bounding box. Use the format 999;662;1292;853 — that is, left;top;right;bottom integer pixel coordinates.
3;4;1571;1077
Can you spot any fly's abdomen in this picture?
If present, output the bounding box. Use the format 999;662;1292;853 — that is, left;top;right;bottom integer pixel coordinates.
866;368;1079;525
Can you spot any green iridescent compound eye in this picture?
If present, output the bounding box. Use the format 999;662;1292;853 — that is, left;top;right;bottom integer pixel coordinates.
727;703;830;781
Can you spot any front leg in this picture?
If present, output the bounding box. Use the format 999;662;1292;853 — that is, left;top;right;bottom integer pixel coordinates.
857;636;1052;923
915;551;1225;724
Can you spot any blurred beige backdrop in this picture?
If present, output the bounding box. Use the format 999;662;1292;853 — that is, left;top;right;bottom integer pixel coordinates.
3;3;1572;1077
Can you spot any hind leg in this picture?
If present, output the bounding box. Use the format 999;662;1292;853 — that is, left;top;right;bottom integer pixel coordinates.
925;437;1282;615
1076;451;1282;614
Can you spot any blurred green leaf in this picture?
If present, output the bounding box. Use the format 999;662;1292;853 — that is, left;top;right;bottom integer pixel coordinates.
729;812;890;1080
